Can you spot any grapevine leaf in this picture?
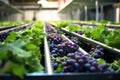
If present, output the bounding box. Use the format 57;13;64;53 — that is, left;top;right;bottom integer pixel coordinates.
0;39;31;59
91;29;101;39
12;64;27;79
4;61;27;79
26;43;37;50
56;64;63;72
4;32;17;43
97;59;106;64
68;25;82;32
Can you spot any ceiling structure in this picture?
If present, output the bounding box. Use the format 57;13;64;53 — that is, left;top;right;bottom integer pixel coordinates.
9;0;58;5
8;0;58;10
58;0;120;13
0;1;22;14
0;0;119;14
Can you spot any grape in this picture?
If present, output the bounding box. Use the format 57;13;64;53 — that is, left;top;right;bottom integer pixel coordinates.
66;59;74;65
51;50;56;54
57;44;63;49
98;64;109;71
68;65;74;72
52;54;58;57
53;62;58;70
62;61;67;66
63;66;69;72
90;66;96;72
94;54;99;59
67;53;75;59
104;68;115;73
45;24;56;34
78;59;84;64
89;45;105;59
84;63;91;69
91;61;98;67
74;63;79;70
0;32;9;42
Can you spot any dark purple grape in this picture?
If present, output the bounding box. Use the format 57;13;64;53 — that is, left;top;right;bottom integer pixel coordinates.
88;59;95;64
104;68;115;73
51;50;56;54
59;49;65;57
66;59;75;65
90;66;96;72
67;53;75;59
52;54;58;57
98;64;109;71
74;63;80;70
57;44;63;49
63;66;69;72
53;62;58;70
62;62;67;66
84;63;91;69
91;61;98;67
68;65;74;72
78;59;84;64
89;45;106;59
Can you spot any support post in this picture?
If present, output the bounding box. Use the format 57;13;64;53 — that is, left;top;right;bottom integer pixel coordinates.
116;4;120;23
95;0;99;21
84;5;88;21
100;5;104;20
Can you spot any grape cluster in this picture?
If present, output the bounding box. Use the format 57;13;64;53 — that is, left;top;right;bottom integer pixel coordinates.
45;24;56;34
47;33;79;57
53;51;114;73
89;45;105;59
47;33;63;44
0;32;9;42
66;35;80;45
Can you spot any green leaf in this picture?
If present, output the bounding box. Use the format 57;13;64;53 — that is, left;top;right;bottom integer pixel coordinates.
56;64;63;72
91;29;101;39
4;61;27;79
26;43;37;50
68;25;82;32
97;59;106;64
0;40;31;63
26;57;44;72
4;32;17;43
12;64;27;79
0;52;7;60
0;21;45;78
57;22;70;29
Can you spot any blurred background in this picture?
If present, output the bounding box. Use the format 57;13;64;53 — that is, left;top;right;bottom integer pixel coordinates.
0;0;120;22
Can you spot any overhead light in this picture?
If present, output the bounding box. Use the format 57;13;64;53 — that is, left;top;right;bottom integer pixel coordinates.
37;0;48;4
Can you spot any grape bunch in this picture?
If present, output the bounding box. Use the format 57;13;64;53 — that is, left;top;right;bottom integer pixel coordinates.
53;51;114;73
45;24;56;34
66;35;80;45
48;33;79;57
0;32;9;42
47;33;63;44
89;45;105;59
